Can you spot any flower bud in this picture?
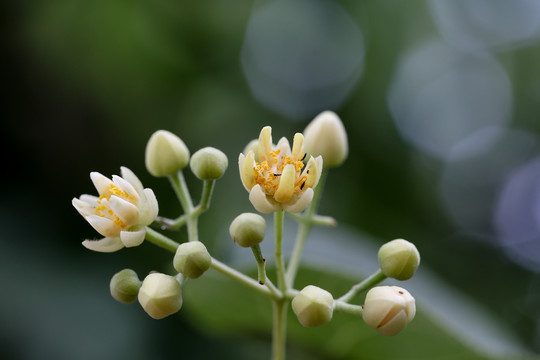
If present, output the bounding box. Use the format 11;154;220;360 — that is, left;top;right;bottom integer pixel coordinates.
189;147;228;180
292;285;334;327
362;286;415;336
173;241;212;279
145;130;190;177
303;111;348;167
378;239;420;280
110;269;141;304
138;273;182;319
229;213;266;248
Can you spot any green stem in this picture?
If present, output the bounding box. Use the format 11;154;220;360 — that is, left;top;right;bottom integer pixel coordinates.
193;180;215;217
145;227;180;253
251;244;267;285
169;172;194;212
337;269;387;303
285;170;328;287
274;209;287;292
272;299;288;360
210;257;276;299
333;301;364;316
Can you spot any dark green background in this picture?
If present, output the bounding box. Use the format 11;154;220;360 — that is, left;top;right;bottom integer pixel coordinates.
2;1;540;359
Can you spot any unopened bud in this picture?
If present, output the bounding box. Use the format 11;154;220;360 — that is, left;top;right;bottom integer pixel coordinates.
138;273;182;319
292;285;334;327
229;213;266;248
362;286;415;336
173;241;212;279
145;130;190;177
189;147;228;180
378;239;420;280
110;269;141;304
303;111;348;167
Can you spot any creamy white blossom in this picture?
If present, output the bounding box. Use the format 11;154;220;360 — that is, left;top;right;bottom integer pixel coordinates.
73;167;159;252
238;126;323;213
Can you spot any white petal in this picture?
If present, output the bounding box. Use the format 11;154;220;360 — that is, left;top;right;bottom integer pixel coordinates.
276;137;291;157
90;172;113;195
82;237;124;253
291;133;304;160
239;151;256;191
79;194;99;205
139;188;159;225
86;215;122;238
120;228;146;247
112;175;140;203
249;185;280;213
72;198;95;218
258;126;273;163
274;164;295;203
120;166;144;194
109;196;140;226
282;188;314;213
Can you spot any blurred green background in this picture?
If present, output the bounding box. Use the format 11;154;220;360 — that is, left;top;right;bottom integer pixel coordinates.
2;0;540;359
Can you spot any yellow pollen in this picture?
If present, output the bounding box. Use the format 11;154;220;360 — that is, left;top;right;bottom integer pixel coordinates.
93;184;134;229
253;155;307;198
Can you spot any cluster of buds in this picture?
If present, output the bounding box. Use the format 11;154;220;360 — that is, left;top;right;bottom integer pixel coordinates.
74;109;422;359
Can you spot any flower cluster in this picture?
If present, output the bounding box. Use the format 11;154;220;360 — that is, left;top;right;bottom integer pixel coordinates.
73;110;421;360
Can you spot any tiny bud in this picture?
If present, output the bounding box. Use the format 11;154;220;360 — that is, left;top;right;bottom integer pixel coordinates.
362;286;415;336
145;130;190;177
229;213;266;248
303;111;348;167
110;269;141;304
378;239;420;280
189;147;229;180
173;241;212;279
138;273;182;319
292;285;334;327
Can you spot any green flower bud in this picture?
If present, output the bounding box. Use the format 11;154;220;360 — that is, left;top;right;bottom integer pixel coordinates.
138;273;182;319
145;130;190;177
110;269;141;304
173;241;212;279
378;239;420;280
303;111;348;168
189;147;228;180
229;213;266;248
292;285;334;327
362;286;415;336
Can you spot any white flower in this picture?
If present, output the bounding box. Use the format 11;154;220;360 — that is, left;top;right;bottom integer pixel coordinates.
72;167;159;252
238;126;323;213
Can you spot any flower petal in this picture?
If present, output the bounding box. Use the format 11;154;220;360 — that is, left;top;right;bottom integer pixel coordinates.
72;197;95;218
274;164;295;203
291;133;304;160
139;188;159;225
249;184;280;213
120;228;146;247
90;172;113;196
112;175;140;203
86;214;122;238
304;155;323;189
258;126;273;163
282;188;313;213
120;166;144;195
109;195;140;226
82;237;124;253
239;151;256;191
